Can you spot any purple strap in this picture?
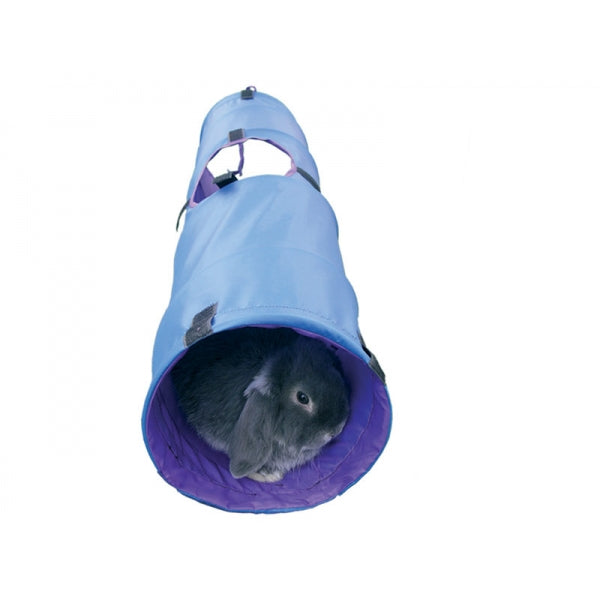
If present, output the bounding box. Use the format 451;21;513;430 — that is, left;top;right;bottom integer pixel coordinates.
236;142;245;178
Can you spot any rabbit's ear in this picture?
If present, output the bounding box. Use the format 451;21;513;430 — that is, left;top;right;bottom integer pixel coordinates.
229;374;275;479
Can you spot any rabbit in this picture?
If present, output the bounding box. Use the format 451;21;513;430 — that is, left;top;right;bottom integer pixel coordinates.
170;326;350;482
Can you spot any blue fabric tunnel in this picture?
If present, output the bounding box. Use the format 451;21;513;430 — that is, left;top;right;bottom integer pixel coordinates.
142;87;392;512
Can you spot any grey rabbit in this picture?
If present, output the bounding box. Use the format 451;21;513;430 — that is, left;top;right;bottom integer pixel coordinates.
171;327;350;482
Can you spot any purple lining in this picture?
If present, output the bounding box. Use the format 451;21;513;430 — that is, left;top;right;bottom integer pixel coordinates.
192;168;220;205
189;137;297;207
143;328;391;512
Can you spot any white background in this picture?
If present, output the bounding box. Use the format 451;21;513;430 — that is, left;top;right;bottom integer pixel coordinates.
2;1;599;598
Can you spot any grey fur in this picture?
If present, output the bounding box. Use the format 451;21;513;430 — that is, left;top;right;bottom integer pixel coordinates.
170;327;350;482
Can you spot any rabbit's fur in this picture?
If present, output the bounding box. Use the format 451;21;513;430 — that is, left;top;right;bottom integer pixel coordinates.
171;327;350;482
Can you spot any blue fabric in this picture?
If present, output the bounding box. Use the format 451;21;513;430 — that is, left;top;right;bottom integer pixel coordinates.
152;174;366;378
186;91;320;203
142;89;392;512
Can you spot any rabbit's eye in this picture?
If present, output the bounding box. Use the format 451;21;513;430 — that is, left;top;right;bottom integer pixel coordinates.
296;391;310;405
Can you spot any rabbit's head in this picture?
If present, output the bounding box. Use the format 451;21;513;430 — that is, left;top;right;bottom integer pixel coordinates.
228;336;350;481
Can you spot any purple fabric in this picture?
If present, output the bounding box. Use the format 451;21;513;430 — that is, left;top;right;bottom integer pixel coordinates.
191;167;220;205
190;137;297;206
144;329;391;512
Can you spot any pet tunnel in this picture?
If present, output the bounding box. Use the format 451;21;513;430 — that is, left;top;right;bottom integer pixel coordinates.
142;87;392;512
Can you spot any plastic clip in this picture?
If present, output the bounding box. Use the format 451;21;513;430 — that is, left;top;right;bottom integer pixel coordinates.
213;171;238;188
241;86;256;100
228;128;245;142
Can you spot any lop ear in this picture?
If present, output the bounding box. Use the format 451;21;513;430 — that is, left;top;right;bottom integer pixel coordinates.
228;369;275;479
